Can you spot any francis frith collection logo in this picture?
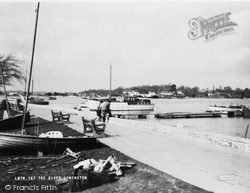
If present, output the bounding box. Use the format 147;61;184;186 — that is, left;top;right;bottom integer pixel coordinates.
188;12;237;41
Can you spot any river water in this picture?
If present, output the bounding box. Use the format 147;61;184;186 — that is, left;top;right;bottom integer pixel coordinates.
48;96;250;140
145;98;250;139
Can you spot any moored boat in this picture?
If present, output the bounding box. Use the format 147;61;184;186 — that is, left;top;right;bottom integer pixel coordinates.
29;97;49;105
85;96;154;118
0;132;96;154
243;108;250;117
208;104;245;116
209;104;245;111
48;96;56;100
0;109;31;130
0;62;30;130
77;98;88;110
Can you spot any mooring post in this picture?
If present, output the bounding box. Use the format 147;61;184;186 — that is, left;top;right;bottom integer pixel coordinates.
37;150;44;157
245;124;249;139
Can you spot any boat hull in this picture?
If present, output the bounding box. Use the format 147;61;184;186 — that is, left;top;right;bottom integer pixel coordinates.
208;105;244;116
29;100;49;105
243;108;250;117
0;133;96;154
48;96;57;100
29;97;49;105
77;102;88;110
209;104;244;112
0;111;31;130
86;99;154;117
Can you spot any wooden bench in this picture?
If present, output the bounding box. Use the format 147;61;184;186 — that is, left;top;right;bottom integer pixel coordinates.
60;111;70;122
51;110;61;122
82;116;93;133
82;116;106;137
51;110;70;122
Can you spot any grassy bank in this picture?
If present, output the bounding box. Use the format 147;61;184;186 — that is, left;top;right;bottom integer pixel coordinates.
0;118;212;193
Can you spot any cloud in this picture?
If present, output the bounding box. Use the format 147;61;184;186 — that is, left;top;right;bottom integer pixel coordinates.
217;46;250;76
231;47;250;75
2;2;250;92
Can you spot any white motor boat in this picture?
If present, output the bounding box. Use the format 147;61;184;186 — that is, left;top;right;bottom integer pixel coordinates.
208;104;246;116
86;96;154;118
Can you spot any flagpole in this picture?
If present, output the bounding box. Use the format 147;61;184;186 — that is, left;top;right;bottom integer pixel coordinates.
109;63;112;100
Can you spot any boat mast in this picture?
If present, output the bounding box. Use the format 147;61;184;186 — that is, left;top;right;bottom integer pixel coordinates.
109;63;112;100
32;77;34;96
0;64;11;117
21;2;40;133
24;70;27;96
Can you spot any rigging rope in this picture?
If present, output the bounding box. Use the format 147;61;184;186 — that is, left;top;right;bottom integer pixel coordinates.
154;104;162;111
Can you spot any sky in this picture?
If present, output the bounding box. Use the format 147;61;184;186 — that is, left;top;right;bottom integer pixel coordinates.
0;1;250;92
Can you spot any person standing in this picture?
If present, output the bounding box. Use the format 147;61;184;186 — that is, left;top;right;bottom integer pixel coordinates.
96;100;103;121
101;100;110;123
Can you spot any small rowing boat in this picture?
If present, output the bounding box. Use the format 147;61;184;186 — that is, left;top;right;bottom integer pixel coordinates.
0;132;96;154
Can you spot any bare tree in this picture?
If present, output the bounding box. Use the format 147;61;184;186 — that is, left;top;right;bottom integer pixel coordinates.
0;54;25;86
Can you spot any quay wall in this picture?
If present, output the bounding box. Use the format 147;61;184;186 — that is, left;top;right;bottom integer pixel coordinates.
109;117;250;153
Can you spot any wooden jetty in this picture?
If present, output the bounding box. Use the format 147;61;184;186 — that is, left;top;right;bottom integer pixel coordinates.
155;112;222;119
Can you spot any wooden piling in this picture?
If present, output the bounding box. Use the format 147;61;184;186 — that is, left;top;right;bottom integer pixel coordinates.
245;124;249;139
